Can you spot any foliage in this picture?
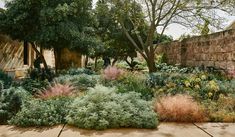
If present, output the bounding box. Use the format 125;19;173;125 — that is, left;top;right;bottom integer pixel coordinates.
9;97;72;127
63;68;95;75
0;87;30;124
20;78;49;95
29;68;55;82
203;94;235;122
36;83;75;99
54;74;99;91
155;94;206;122
100;0;234;72
156;63;200;73
0;80;3;92
148;71;235;100
103;66;124;80
66;85;158;130
94;0;138;61
115;73;154;100
0;70;12;89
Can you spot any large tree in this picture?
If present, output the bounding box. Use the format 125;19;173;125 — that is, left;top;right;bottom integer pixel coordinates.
0;0;94;70
105;0;234;72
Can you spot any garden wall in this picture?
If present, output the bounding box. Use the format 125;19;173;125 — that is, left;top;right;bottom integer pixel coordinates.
156;29;235;72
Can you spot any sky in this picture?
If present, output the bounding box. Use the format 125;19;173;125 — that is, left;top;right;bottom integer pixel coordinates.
0;0;235;40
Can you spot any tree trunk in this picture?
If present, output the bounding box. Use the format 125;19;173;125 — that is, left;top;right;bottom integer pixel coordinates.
54;49;58;73
85;56;89;68
112;58;118;66
146;53;157;73
30;42;48;70
94;57;98;70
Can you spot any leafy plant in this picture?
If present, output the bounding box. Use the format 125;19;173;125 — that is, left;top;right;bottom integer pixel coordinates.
0;80;3;92
66;85;158;130
116;73;154;100
9;97;72;127
155;94;206;122
29;68;55;82
0;70;12;89
203;94;235;122
20;78;49;95
54;74;99;91
62;68;95;75
36;83;75;99
0;87;30;124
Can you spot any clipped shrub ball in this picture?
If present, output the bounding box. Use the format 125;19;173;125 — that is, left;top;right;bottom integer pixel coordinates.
66;85;158;130
155;94;206;122
9;97;72;127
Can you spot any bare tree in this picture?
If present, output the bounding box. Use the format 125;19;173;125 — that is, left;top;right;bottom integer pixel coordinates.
108;0;234;72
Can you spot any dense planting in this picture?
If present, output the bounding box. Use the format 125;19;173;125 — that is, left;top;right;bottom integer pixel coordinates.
9;97;72;126
0;64;234;128
66;85;158;130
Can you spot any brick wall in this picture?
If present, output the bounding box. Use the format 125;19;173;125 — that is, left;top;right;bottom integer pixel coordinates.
156;29;235;72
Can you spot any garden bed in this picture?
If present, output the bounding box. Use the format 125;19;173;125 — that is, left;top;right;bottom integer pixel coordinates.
0;65;235;130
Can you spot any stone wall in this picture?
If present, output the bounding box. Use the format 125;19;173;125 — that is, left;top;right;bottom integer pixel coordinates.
156;29;235;72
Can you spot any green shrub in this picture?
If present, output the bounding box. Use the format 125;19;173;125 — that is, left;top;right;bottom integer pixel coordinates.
116;73;154;100
54;74;99;91
149;72;235;100
20;79;49;95
0;80;4;92
102;72;154;100
63;68;95;75
0;70;12;89
29;68;55;81
66;85;158;130
9;97;72;127
0;87;30;124
155;63;198;73
202;94;235;122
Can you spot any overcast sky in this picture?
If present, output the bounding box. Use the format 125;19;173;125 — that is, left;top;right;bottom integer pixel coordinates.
0;0;235;40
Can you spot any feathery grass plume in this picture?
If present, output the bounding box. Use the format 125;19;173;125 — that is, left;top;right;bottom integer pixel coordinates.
155;94;206;122
103;66;124;80
36;83;74;99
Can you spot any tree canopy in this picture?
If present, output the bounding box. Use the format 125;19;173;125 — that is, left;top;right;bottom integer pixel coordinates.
103;0;235;72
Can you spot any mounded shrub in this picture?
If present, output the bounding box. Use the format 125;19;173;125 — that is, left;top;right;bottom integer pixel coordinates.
155;94;206;122
116;73;154;100
0;80;4;92
0;87;30;124
9;97;72;127
54;74;99;91
64;68;95;75
0;70;12;89
203;94;235;122
20;78;49;95
66;85;158;130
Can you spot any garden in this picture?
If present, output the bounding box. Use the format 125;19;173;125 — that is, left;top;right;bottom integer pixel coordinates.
0;0;235;132
1;61;235;130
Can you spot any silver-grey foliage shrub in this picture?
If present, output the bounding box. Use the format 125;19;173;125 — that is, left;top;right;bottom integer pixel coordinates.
66;85;158;130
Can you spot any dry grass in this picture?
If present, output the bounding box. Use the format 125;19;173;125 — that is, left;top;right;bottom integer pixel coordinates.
36;83;75;99
155;94;206;122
